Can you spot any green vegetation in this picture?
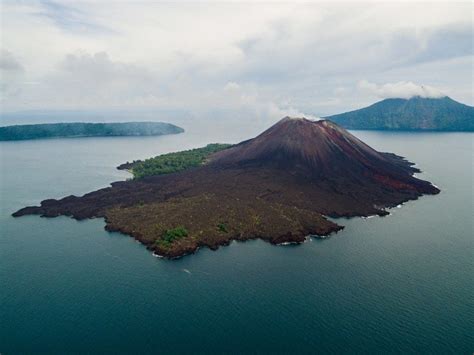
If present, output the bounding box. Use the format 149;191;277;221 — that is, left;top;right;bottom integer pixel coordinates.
129;143;232;179
0;122;184;141
163;226;188;242
156;226;189;248
217;223;228;233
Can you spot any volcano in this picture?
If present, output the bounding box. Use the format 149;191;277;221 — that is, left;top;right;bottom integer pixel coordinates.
210;117;429;181
13;118;439;258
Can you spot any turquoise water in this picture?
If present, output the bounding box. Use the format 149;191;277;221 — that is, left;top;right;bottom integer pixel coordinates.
0;128;473;353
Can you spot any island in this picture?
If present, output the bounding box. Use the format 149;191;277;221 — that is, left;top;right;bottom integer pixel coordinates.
0;121;184;141
13;118;440;258
325;96;474;131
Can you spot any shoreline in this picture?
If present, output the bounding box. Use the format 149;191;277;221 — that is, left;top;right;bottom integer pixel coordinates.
15;191;430;260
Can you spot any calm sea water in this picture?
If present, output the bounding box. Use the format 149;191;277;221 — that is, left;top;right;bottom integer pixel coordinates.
0;125;472;354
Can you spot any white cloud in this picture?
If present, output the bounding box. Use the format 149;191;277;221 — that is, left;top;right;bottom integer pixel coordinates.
358;80;446;99
223;82;241;92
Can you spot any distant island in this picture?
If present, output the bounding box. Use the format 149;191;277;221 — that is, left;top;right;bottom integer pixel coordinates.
13;118;439;258
0;122;184;141
325;96;474;131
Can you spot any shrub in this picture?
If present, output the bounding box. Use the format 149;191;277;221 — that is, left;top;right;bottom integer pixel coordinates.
162;226;189;243
217;223;228;233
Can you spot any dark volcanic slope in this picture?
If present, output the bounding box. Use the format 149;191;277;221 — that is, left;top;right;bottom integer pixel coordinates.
210;118;422;179
13;118;439;258
325;96;474;131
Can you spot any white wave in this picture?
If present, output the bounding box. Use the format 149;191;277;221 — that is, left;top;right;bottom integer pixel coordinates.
277;241;301;246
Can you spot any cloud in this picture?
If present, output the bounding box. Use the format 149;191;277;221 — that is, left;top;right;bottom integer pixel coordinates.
0;50;24;101
0;2;472;116
223;82;241;92
0;50;23;71
51;51;170;108
190;81;318;123
0;51;163;109
358;80;446;99
35;0;116;35
0;50;315;125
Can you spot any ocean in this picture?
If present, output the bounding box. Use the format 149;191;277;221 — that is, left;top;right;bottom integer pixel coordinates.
1;125;472;353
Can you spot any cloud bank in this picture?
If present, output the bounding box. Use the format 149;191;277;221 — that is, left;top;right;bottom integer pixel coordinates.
0;1;472;121
358;80;446;100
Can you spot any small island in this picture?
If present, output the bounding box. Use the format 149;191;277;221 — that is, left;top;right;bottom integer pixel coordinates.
0;121;184;141
13;118;440;258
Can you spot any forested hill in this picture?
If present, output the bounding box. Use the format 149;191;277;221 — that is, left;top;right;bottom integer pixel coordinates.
0;122;184;141
325;96;474;131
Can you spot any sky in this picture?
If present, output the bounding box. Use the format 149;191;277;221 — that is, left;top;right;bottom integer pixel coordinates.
0;0;472;123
